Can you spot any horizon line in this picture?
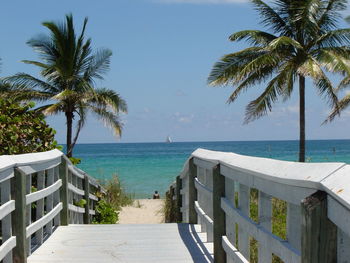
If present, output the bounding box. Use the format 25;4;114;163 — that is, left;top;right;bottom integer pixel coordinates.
57;138;350;145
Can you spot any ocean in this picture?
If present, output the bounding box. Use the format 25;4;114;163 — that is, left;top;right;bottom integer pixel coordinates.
74;140;350;198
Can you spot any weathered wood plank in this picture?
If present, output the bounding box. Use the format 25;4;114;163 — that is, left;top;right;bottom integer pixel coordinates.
26;173;32;255
222;236;249;263
258;191;272;263
84;174;90;224
221;197;300;263
27;203;62;238
53;166;60;226
45;169;54;235
26;180;62;205
225;177;236;263
28;224;214;263
176;175;183;222
59;158;69;226
35;171;45;246
287;203;301;252
188;158;198;224
0;237;16;262
301;191;337;263
12;169;27;263
238;183;250;260
337;229;350;263
212;164;226;263
1;179;13;263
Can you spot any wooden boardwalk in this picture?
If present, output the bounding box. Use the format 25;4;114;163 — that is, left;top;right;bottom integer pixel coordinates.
28;224;213;263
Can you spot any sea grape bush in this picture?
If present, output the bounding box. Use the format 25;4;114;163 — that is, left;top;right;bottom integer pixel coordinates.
93;199;118;224
0;99;58;155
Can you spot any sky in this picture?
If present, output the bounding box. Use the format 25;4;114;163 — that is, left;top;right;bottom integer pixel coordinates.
1;0;350;143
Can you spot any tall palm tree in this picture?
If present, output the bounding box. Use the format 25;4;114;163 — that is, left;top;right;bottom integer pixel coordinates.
208;0;350;162
327;16;350;122
5;14;127;157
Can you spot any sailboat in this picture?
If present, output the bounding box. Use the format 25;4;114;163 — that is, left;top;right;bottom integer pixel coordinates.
166;136;172;143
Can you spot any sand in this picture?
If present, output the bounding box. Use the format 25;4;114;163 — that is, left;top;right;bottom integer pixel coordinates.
118;199;164;224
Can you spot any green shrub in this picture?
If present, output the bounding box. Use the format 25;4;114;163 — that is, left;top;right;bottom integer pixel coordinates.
93;199;118;224
92;175;133;224
101;175;133;211
0;99;58;155
163;190;176;223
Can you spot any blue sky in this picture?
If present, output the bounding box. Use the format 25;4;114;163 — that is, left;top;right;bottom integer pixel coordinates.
1;0;350;143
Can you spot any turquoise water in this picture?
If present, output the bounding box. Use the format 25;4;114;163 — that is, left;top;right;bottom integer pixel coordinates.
74;140;350;198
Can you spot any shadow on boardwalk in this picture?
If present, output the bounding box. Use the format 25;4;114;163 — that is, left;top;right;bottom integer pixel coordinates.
178;223;214;263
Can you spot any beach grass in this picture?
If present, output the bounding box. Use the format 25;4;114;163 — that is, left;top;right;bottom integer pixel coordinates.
100;175;134;211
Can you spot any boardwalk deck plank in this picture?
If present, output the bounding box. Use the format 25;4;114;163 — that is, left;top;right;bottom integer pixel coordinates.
28;224;213;263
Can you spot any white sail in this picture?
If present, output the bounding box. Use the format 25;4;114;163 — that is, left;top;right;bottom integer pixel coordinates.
166;136;172;143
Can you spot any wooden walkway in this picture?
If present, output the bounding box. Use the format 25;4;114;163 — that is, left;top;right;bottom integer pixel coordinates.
28;224;213;263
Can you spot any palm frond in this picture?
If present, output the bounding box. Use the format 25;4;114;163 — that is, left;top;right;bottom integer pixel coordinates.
84;49;112;81
318;0;347;31
315;47;350;74
89;106;123;137
326;93;350;122
313;28;350;48
298;58;338;106
4;73;58;93
36;103;64;116
208;47;264;86
229;30;277;46
267;36;303;52
85;88;127;113
244;63;294;123
251;0;292;36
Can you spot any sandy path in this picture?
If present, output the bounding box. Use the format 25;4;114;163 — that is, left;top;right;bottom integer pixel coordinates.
118;199;164;224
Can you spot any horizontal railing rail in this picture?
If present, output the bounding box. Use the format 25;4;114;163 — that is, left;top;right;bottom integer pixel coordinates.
167;148;350;263
0;149;105;263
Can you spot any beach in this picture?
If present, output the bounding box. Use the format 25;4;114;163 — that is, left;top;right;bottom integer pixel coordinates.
118;199;164;224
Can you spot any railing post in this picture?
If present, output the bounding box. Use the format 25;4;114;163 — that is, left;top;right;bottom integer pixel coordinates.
176;175;182;222
59;157;69;226
84;174;90;224
188;158;197;224
301;191;337;263
12;169;27;263
213;164;226;263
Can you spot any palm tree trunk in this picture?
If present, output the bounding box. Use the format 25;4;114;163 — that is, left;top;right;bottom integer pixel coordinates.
299;75;305;162
66;111;73;158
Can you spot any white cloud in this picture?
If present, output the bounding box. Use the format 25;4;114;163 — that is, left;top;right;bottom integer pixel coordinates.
155;0;248;4
172;112;195;124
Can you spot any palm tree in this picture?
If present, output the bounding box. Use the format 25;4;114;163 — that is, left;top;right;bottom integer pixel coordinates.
327;16;350;122
5;14;127;157
208;0;350;162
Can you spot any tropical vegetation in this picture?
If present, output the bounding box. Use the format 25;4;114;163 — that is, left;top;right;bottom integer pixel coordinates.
93;175;133;224
4;14;127;158
0;99;58;155
327;15;350;122
208;0;350;162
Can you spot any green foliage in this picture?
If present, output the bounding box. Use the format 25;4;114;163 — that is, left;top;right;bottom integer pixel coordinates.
208;0;350;161
101;175;133;211
92;175;133;224
4;14;127;157
163;191;176;223
93;199;118;224
69;157;81;165
0;99;58;155
74;199;86;208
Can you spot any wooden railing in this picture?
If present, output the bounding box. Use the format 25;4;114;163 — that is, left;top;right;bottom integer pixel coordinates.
167;148;350;263
0;149;103;263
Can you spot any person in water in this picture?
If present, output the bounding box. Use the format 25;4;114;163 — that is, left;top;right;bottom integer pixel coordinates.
153;191;160;199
